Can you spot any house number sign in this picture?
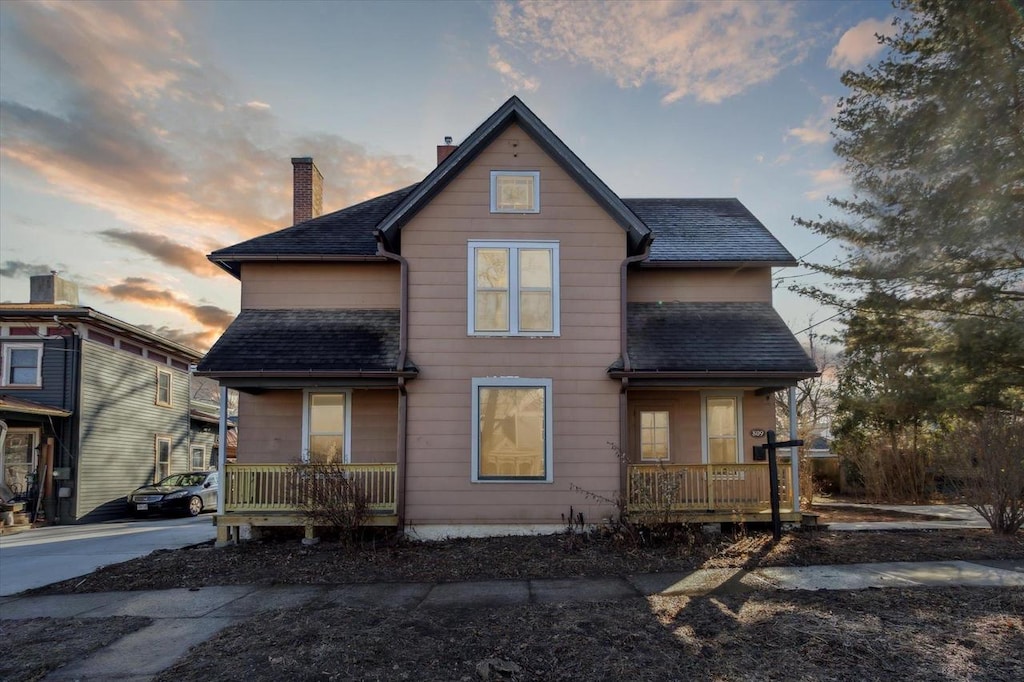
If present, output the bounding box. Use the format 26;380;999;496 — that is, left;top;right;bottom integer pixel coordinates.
749;428;766;438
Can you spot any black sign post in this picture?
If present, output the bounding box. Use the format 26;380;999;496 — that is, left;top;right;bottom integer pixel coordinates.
761;430;803;541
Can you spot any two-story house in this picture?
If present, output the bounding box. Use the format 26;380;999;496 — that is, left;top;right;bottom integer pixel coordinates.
0;274;222;523
197;97;817;542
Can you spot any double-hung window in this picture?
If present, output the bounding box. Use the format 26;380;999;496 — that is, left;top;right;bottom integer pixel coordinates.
472;378;553;483
302;390;351;464
468;241;559;336
1;343;43;387
155;436;172;481
156;368;172;407
639;410;670;461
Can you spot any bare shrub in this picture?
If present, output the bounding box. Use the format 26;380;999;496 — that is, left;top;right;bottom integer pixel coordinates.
290;462;368;544
945;411;1024;535
837;428;932;502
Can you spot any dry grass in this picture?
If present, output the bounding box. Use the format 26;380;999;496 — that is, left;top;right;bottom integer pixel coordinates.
0;617;150;681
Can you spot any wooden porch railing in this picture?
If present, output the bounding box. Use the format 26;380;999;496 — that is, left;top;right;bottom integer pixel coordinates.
223;463;398;514
627;463;791;513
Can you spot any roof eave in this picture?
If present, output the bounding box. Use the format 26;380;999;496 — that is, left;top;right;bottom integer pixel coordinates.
208;253;387;280
193;369;418;379
641;259;798;269
608;369;820;380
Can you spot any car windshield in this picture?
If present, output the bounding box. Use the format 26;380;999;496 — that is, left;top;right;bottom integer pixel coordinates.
157;474;206;488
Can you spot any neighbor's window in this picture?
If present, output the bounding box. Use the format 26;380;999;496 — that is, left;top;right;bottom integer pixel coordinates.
1;343;43;387
468;241;559;336
191;446;205;470
472;377;553;483
705;395;740;464
303;391;351;463
155;436;172;481
156;369;172;406
639;410;670;461
490;171;539;213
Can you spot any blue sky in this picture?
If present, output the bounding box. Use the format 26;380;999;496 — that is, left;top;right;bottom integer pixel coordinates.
0;0;897;349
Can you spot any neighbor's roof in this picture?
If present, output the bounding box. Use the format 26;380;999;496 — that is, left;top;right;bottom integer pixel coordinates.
610;302;817;379
622;199;796;265
196;309;416;377
0;304;203;360
0;394;72;418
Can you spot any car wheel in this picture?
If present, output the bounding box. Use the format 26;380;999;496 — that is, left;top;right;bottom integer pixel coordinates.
187;496;203;517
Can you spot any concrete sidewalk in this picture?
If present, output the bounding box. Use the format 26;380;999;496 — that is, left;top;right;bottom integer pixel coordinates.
2;559;1022;681
813;501;992;531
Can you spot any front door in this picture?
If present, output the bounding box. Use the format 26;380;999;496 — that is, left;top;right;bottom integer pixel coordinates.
705;396;739;464
1;428;39;496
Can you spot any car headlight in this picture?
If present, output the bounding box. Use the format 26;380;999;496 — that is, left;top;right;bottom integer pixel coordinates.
164;490;187;500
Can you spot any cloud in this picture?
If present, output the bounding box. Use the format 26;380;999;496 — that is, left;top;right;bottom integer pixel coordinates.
98;229;222;276
493;0;811;104
827;17;892;71
89;276;233;351
488;45;540;92
786;96;837;146
0;1;425;250
803;163;847;200
0;260;57;279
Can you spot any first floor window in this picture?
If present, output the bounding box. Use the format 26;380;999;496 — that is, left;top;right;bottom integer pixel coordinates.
156;369;172;406
472;377;553;482
1;428;39;494
704;395;740;464
2;343;42;387
191;446;205;470
155;436;172;481
639;410;670;461
303;391;351;463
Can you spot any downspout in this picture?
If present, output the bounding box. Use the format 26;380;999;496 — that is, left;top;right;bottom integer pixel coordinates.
789;385;800;513
375;230;409;530
618;238;651;504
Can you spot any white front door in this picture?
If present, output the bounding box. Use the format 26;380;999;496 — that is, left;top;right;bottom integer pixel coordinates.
1;428;39;495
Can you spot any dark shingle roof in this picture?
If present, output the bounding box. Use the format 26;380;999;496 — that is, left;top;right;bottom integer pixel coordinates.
209;186;418;275
197;309;412;375
617;302;816;375
622;199;796;264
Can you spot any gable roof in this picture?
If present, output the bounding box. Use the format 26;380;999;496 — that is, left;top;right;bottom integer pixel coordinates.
611;302;817;382
375;96;651;253
209;185;417;277
622;199;796;266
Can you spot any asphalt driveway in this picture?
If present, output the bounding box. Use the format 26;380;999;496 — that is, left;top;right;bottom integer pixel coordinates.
0;515;215;595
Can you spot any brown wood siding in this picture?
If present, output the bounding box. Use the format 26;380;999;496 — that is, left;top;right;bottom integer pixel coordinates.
403;123;625;525
236;389;398;465
627;268;772;303
240;262;400;310
350;389;398;463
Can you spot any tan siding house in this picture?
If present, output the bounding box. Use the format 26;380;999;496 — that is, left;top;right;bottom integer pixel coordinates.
198;97;817;542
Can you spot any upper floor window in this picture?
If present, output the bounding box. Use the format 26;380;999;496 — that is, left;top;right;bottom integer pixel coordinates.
467;240;560;336
1;343;43;387
156;368;172;407
490;171;539;213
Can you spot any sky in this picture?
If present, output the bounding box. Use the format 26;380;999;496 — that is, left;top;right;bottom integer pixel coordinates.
0;0;900;352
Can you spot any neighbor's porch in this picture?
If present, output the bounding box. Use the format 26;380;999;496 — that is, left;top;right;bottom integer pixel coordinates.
214;462;399;544
626;462;800;523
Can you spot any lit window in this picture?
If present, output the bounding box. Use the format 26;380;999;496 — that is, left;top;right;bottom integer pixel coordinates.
303;391;351;463
468;241;559;336
1;344;43;387
156;369;172;407
472;378;553;483
640;411;670;461
490;171;539;213
705;395;740;464
155;436;172;481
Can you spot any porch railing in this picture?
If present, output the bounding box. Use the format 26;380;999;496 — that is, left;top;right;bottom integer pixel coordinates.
223;463;398;514
626;463;791;513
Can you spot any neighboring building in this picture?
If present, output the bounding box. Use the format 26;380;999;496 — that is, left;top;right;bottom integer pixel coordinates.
0;274;222;522
198;97;817;541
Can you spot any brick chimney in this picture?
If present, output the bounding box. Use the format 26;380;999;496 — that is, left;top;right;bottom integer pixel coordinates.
437;136;458;166
291;157;323;224
30;272;79;305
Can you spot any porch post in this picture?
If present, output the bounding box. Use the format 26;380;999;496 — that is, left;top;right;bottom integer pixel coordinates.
217;386;228;516
789;386;800;512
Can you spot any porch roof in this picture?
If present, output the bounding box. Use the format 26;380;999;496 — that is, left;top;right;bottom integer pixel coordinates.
0;395;72;417
610;302;818;381
195;309;416;380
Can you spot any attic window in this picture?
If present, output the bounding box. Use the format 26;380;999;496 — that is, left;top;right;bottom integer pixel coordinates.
491;171;539;213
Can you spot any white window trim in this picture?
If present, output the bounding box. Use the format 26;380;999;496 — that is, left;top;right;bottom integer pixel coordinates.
490;170;540;213
155;368;173;407
190;445;206;470
467;240;560;337
471;377;554;483
700;391;745;464
1;343;43;388
300;389;353;464
638;409;671;462
0;427;40;490
155;435;173;482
